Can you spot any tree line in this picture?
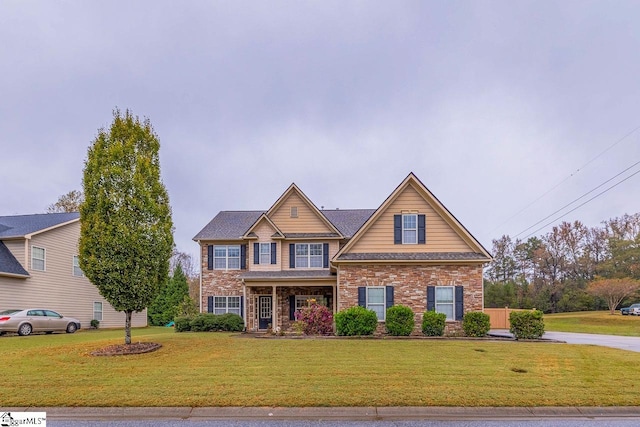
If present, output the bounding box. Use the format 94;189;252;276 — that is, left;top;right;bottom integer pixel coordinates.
485;213;640;312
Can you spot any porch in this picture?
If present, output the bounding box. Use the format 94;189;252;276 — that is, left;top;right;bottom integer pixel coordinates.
240;271;336;332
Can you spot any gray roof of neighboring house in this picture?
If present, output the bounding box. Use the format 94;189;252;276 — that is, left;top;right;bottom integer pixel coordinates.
0;241;29;277
0;212;80;239
336;252;490;261
240;270;336;281
193;209;375;241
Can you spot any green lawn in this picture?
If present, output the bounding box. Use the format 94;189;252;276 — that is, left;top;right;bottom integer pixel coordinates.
2;327;640;407
545;311;640;336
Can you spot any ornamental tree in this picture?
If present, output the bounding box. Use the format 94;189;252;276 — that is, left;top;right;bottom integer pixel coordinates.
79;109;174;344
586;277;640;314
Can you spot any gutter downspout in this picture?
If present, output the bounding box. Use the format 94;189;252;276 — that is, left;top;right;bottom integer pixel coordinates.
198;240;203;313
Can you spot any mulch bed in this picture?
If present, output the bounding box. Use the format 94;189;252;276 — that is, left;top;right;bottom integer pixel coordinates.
91;342;162;356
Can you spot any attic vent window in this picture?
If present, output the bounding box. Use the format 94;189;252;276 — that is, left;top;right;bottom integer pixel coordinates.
290;207;298;218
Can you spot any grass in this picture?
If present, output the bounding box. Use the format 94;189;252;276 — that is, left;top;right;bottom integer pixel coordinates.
2;327;640;407
545;311;640;336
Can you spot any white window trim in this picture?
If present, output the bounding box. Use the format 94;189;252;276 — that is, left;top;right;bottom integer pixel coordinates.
295;295;327;310
73;255;84;277
366;286;386;322
259;242;271;265
93;301;103;321
214;245;241;270
31;246;46;271
435;286;455;321
402;213;418;245
294;243;324;269
213;295;242;316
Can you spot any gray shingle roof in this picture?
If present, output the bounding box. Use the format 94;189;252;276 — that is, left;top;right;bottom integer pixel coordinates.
0;241;29;277
322;209;375;238
193;209;375;241
336;252;490;261
240;270;335;280
0;212;79;239
284;233;341;239
193;211;263;241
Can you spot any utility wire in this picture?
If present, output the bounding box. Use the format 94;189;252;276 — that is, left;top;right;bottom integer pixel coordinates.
489;124;640;234
514;159;640;238
520;166;640;240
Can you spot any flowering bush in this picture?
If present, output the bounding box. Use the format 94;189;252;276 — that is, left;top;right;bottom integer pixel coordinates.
294;301;334;335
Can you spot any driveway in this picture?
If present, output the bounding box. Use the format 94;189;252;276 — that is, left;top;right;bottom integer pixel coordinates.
490;330;640;352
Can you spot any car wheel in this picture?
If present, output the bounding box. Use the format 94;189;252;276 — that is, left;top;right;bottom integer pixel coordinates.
66;323;77;334
18;323;32;336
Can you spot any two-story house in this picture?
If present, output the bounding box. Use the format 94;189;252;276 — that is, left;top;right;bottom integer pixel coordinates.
0;212;146;329
193;173;492;333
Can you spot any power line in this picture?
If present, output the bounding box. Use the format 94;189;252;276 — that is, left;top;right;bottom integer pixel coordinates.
514;159;640;238
490;124;640;234
520;166;640;240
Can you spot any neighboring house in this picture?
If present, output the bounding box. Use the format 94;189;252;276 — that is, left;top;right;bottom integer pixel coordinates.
193;173;492;333
0;213;146;329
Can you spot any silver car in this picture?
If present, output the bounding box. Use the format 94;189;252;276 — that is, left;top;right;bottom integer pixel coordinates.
0;309;81;336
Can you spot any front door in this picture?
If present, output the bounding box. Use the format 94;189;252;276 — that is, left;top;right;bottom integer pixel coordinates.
258;296;272;330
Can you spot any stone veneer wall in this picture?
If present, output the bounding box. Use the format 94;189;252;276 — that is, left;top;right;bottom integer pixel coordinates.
338;263;484;333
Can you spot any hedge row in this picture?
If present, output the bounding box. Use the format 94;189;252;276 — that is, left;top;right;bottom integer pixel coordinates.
175;313;244;332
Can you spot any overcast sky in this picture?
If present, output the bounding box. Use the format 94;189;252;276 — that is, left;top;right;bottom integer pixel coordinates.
2;1;640;258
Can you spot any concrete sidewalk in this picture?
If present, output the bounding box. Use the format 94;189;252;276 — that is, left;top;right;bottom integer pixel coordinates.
4;406;640;421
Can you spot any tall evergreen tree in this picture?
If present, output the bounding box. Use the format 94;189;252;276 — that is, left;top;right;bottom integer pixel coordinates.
79;109;174;344
148;264;190;326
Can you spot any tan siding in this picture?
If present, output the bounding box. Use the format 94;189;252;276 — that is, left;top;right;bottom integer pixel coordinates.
348;184;472;253
0;222;146;329
269;192;332;233
248;220;281;272
3;240;26;268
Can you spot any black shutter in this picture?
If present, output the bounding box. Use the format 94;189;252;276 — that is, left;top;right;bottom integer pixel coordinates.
240;245;247;269
253;243;260;264
271;242;277;264
289;244;295;268
418;214;426;244
394;215;402;244
207;246;213;270
358;287;366;307
455;286;464;321
240;296;244;319
323;243;329;268
289;295;296;320
207;296;213;313
385;286;394;309
426;286;435;311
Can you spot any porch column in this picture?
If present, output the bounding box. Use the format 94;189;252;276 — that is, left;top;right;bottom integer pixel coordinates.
242;282;247;330
272;285;277;331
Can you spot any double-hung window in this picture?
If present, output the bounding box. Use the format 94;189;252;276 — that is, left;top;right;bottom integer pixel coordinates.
367;287;386;321
214;245;240;270
31;246;45;271
435;286;454;321
93;302;103;321
73;255;84;277
295;243;323;268
213;296;241;315
295;295;327;310
403;214;418;244
259;243;271;264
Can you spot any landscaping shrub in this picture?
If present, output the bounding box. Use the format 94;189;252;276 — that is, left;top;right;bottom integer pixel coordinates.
509;310;545;339
335;306;378;336
385;305;415;336
90;319;100;329
462;311;490;337
295;302;334;335
174;316;192;332
180;313;245;332
422;310;446;336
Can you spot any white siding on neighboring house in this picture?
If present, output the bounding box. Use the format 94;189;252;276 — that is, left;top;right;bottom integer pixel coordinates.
0;221;146;329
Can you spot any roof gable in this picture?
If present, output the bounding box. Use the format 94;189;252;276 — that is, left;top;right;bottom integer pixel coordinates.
0;241;29;278
243;214;284;239
266;184;342;237
335;173;491;261
193;211;263;241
